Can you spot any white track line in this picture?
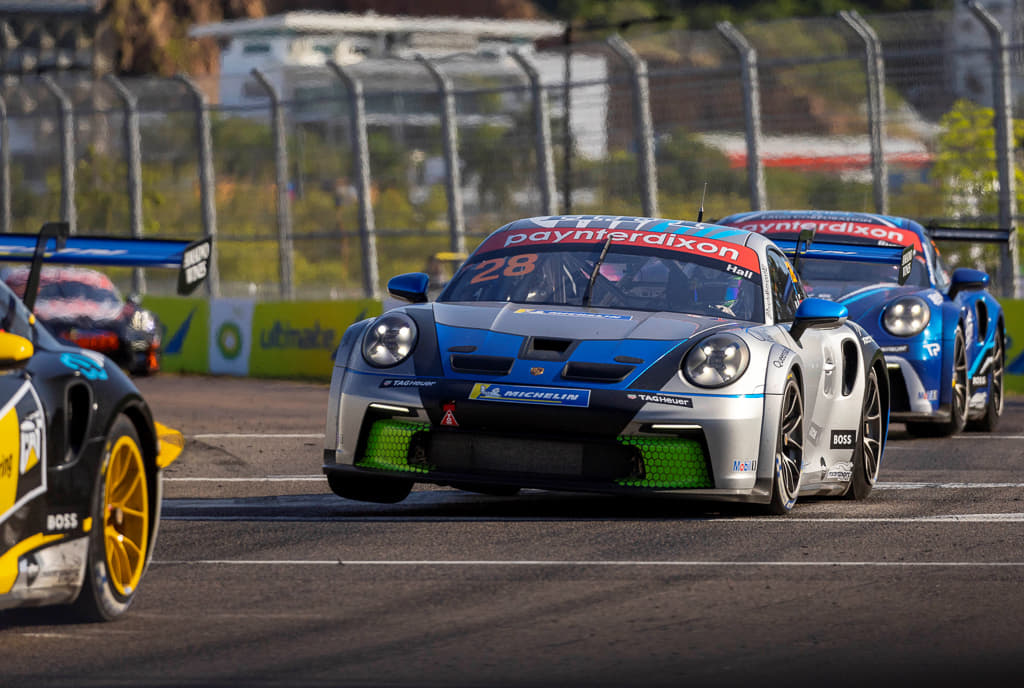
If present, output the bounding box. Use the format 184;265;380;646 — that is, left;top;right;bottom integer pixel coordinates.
190;433;324;440
151;559;1024;567
186;433;1024;441
160;477;1024;490
165;476;322;482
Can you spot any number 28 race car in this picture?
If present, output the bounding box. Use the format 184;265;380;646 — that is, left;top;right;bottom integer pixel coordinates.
324;215;891;514
1;223;210;621
716;210;1005;436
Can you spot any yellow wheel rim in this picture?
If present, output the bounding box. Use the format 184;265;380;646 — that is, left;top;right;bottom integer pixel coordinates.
104;435;149;596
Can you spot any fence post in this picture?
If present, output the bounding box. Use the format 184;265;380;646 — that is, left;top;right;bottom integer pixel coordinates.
606;34;659;218
509;50;557;216
104;74;146;294
0;93;9;233
717;21;767;212
174;74;220;298
840;11;889;215
968;0;1019;297
41;75;77;234
415;55;466;255
327;60;380;300
250;68;295;301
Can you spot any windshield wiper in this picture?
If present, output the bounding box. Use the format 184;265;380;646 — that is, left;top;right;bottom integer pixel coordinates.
582;236;613;307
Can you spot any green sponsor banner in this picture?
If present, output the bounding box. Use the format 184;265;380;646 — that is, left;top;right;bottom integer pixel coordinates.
145;296;210;374
1002;299;1024;395
249;299;381;380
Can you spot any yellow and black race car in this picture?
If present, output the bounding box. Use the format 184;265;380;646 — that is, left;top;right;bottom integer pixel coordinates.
0;222;210;621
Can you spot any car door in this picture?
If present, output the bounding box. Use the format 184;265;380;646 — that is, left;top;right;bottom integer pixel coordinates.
765;249;860;481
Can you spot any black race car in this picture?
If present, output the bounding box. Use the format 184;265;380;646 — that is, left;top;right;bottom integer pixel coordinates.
3;266;162;375
0;222;210;620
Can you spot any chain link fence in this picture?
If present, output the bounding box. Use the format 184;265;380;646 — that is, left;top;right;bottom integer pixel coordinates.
1;7;1022;299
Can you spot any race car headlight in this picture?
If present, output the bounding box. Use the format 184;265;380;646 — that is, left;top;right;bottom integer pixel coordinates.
362;313;418;367
130;309;157;332
882;296;931;337
683;332;750;388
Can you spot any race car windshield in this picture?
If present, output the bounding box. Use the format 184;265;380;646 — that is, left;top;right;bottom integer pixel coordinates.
37;280;122;306
798;255;929;299
439;245;765;322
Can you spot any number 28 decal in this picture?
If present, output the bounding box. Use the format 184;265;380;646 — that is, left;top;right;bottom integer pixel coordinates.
469;253;538;284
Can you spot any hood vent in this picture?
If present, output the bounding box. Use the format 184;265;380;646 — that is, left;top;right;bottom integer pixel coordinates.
561;361;635;382
521;336;576;361
450;353;514;375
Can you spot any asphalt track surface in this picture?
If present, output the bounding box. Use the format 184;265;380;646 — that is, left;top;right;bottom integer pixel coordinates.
2;375;1023;687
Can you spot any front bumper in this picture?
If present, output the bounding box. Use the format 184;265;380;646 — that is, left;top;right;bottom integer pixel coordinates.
325;369;774;501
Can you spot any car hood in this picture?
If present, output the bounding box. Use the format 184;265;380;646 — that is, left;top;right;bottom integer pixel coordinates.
432;301;726;341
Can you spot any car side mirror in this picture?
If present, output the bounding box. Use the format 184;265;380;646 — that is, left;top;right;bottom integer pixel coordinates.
387;272;431;303
949;268;989;299
790;298;848;343
0;331;34;369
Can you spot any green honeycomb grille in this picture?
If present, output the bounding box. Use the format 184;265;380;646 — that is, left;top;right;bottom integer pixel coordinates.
356;420;429;474
616;436;713;488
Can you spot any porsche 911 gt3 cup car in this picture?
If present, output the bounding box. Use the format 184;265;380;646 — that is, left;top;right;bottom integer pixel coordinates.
324;215;891;513
717;210;1005;435
0;222;211;620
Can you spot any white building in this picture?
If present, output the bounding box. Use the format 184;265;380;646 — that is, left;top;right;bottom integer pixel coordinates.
187;11;608;158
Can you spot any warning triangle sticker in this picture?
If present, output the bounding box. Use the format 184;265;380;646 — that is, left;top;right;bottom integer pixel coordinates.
441;404;459;427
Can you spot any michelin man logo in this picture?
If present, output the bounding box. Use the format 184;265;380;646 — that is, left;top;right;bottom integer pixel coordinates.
20;409;43;474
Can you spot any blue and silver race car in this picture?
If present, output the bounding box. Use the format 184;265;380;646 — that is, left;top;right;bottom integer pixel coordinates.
324;215;891;513
717;210;1005;435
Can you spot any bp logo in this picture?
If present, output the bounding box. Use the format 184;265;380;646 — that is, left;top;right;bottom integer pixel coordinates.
216;322;244;360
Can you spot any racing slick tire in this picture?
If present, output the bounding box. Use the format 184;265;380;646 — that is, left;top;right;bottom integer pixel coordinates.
72;415;152;621
906;327;968;438
327;471;413;504
967;328;1004;433
768;373;803;515
845;366;883;500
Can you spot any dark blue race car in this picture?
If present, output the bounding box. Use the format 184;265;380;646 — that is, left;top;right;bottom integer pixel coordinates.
717;210;1005;436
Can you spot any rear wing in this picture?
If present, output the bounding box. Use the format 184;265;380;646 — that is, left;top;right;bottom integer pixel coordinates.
774;231;915;286
924;225;1015;244
0;221;212;311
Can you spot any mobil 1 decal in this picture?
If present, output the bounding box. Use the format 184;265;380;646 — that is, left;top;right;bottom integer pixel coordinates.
0;381;46;527
830;429;856;450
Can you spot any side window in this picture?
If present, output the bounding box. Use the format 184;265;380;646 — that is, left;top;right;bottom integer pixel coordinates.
928;240;950;290
0;289;34;341
767;249;803;322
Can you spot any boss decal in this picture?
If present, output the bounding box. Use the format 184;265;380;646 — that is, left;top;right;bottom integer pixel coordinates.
830;430;856;449
44;511;82;534
971;375;987;387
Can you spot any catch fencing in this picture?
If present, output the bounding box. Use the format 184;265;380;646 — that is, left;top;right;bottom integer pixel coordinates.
1;4;1022;299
